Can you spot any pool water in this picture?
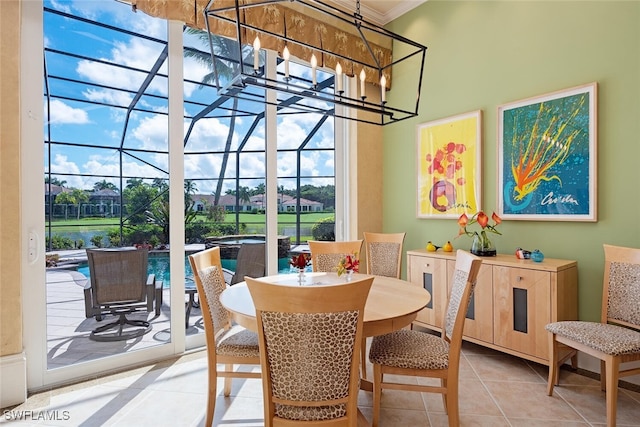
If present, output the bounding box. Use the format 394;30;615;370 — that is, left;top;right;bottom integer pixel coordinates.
77;254;293;287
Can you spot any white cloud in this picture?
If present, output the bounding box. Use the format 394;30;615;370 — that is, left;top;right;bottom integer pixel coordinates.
47;100;91;125
83;88;133;107
76;38;167;99
131;115;169;151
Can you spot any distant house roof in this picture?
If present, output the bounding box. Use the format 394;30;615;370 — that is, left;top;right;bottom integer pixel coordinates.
280;194;322;207
192;193;321;208
91;189;119;198
44;184;70;196
193;194;251;206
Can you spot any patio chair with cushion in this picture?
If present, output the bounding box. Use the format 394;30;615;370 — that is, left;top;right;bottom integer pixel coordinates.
228;242;266;285
84;248;158;342
246;275;374;427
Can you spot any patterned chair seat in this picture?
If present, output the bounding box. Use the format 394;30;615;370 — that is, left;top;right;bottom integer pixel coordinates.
369;329;450;370
217;325;260;358
545;321;640;356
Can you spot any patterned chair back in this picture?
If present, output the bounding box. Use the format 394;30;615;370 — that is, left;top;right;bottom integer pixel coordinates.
603;244;640;328
363;232;406;278
308;240;363;273
442;250;483;343
246;276;373;426
189;247;231;339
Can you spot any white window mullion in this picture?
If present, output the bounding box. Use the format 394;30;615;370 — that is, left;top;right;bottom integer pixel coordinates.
265;50;279;275
168;20;185;351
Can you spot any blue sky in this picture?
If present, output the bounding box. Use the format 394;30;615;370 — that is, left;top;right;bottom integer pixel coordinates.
44;0;336;195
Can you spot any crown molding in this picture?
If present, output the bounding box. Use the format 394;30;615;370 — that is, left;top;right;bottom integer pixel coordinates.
327;1;427;26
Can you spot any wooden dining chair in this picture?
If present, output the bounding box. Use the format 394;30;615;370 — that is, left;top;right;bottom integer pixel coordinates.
363;232;405;279
546;244;640;427
308;240;363;273
360;232;406;379
188;247;261;427
368;250;482;427
246;276;374;427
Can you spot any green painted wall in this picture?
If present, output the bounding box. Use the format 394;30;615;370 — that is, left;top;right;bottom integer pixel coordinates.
383;1;640;321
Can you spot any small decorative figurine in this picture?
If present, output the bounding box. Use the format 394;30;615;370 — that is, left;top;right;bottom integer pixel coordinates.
531;249;545;262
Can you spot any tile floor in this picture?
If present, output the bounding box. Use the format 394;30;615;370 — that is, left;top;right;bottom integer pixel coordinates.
4;338;640;426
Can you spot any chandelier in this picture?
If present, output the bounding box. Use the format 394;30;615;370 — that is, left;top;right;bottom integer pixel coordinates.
204;0;427;125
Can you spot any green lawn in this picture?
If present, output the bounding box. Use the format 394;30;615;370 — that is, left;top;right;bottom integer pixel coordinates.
48;212;334;232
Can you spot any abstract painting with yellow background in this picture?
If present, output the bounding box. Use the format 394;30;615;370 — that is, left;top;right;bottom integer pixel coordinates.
416;110;482;218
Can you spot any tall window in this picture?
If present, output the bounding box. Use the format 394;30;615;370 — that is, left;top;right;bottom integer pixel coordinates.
42;0;339;369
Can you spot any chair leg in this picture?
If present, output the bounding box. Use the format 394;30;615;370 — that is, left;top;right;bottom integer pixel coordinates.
570;352;578;369
446;378;459;427
605;357;620;427
361;336;368;380
547;333;558;395
441;378;448;414
600;360;607;391
372;364;382;427
223;364;233;396
206;361;217;427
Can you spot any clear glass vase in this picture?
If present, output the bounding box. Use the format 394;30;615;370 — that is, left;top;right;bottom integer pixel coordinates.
470;231;497;256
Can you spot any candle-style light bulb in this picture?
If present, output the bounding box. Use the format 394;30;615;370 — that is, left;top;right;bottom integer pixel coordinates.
335;63;343;93
359;69;366;98
283;46;290;79
380;75;387;103
253;36;261;71
310;54;317;86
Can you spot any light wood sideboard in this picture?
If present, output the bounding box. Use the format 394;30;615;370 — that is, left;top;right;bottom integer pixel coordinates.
406;249;578;365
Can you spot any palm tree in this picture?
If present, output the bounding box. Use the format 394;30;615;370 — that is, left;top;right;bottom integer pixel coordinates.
184;29;254;207
45;176;67;187
93;179;118;192
55;188;89;220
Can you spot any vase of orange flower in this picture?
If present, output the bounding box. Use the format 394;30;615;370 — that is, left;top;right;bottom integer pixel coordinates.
337;252;359;281
457;211;501;256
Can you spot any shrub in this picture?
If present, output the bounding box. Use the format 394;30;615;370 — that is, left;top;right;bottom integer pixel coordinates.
90;235;104;248
311;217;335;241
46;234;75;250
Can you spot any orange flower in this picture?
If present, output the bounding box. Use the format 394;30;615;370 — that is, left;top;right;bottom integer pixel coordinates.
457;213;469;227
492;212;502;225
477;211;489;228
454;210;502;239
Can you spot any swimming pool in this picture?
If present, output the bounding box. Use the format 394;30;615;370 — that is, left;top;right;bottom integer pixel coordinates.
77;253;292;287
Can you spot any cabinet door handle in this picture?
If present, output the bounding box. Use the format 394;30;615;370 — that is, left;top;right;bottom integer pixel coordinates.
516;276;523;282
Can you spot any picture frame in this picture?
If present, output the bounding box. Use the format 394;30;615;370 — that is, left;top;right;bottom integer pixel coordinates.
416;110;482;218
498;82;597;221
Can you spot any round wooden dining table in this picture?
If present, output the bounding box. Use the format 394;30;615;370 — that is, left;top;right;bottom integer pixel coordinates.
220;272;430;391
220;271;431;339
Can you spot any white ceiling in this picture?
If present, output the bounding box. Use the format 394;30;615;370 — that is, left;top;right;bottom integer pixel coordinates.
329;0;427;25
